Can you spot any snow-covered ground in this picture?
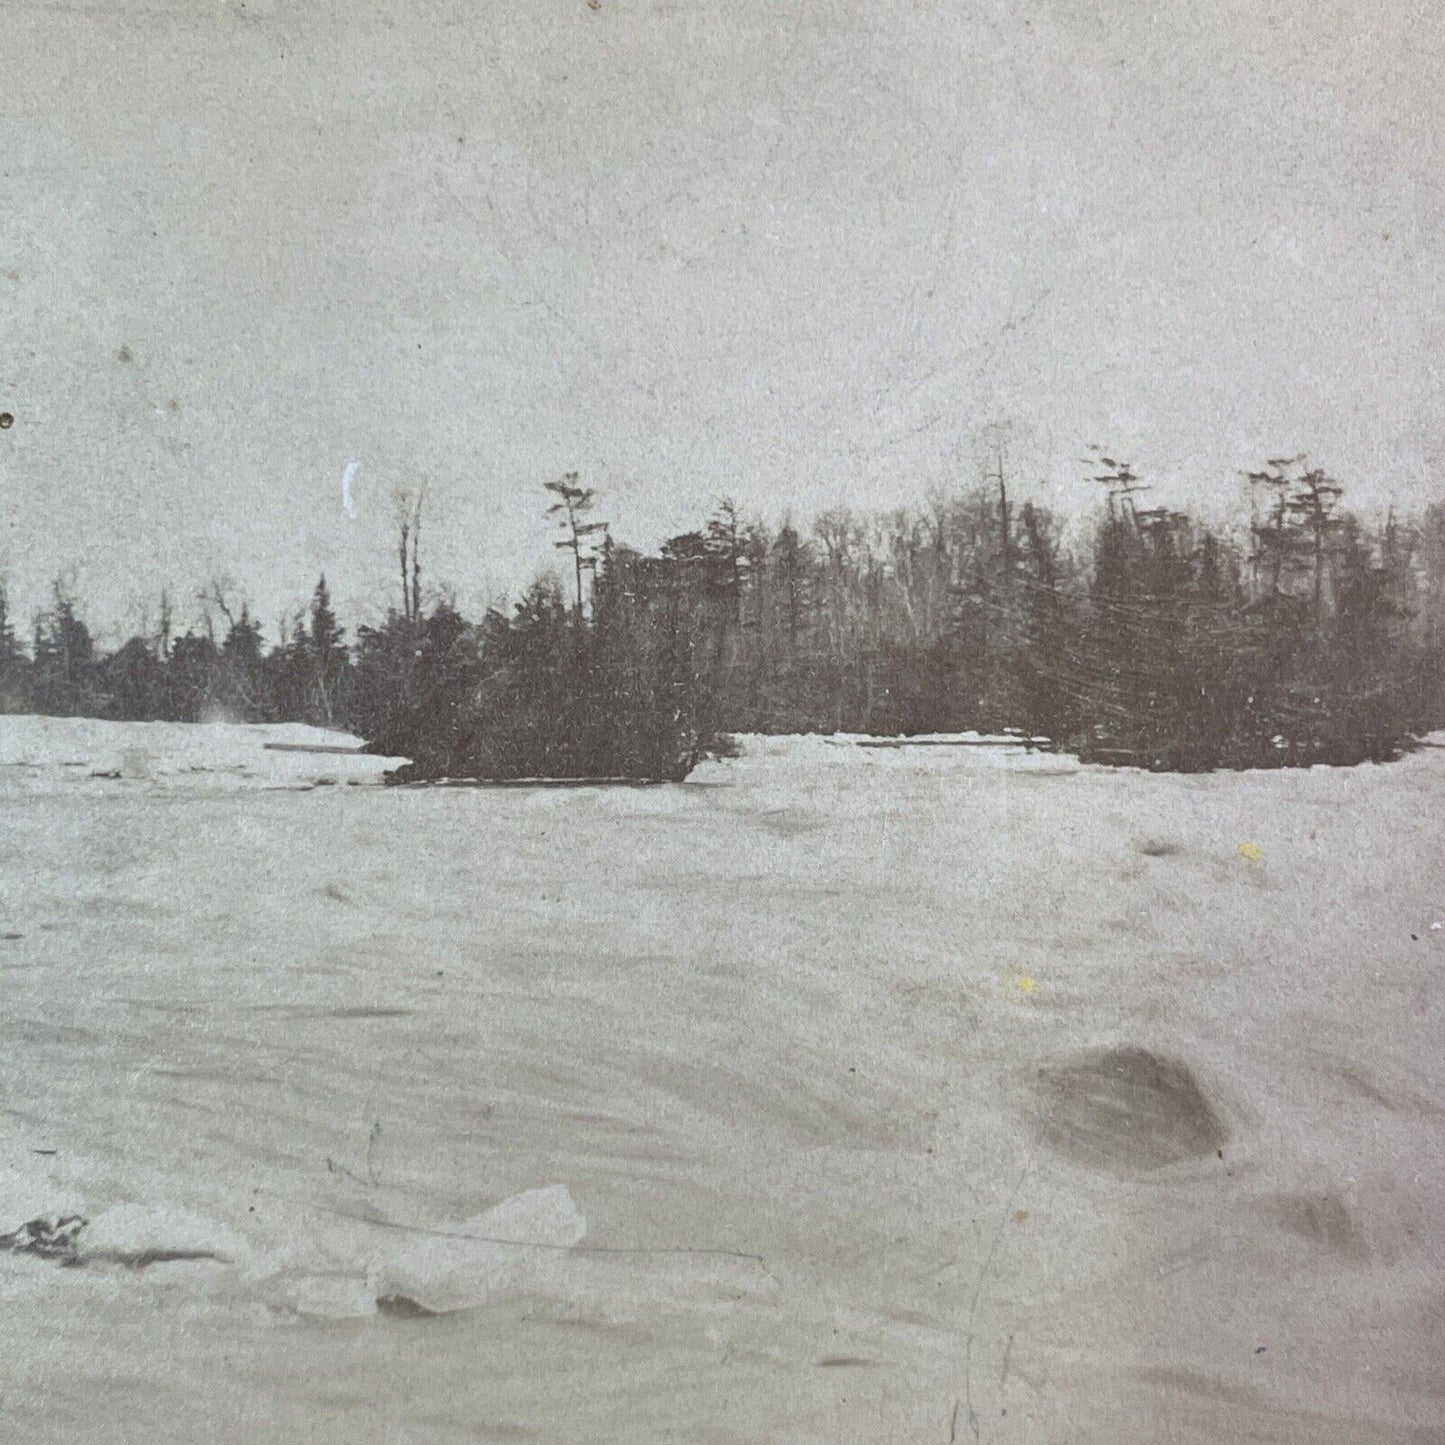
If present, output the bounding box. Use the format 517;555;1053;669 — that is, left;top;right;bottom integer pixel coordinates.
0;718;1441;1442
0;714;406;791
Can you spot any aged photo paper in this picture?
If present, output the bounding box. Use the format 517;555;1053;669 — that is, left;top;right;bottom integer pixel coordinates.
2;2;1441;1441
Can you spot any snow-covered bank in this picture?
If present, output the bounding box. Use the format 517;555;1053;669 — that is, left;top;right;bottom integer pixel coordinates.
0;719;1440;1442
0;715;407;791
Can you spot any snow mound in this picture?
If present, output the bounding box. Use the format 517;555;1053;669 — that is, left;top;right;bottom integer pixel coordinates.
77;1204;252;1268
372;1184;586;1315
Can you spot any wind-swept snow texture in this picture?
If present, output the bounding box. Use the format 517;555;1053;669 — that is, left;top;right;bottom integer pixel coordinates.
0;717;1441;1442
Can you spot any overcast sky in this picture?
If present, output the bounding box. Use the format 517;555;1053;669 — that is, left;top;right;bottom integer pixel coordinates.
2;0;1441;637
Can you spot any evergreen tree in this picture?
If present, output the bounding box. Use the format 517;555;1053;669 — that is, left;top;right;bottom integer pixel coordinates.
217;605;268;719
32;584;98;717
0;584;29;712
102;636;165;720
304;576;349;726
164;631;221;721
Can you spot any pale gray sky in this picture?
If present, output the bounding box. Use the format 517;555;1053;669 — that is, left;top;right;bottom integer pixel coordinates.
2;0;1441;638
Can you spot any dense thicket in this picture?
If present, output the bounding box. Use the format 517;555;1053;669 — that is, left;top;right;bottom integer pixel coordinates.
4;457;1443;775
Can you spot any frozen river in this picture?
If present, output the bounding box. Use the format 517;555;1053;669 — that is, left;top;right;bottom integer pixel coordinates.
0;720;1441;1442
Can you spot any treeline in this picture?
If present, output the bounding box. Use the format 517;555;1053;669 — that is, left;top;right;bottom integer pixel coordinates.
0;478;724;781
0;577;352;731
642;455;1445;768
3;455;1444;775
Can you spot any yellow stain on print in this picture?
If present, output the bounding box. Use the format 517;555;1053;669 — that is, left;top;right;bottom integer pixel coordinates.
997;967;1038;1001
1237;841;1263;863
